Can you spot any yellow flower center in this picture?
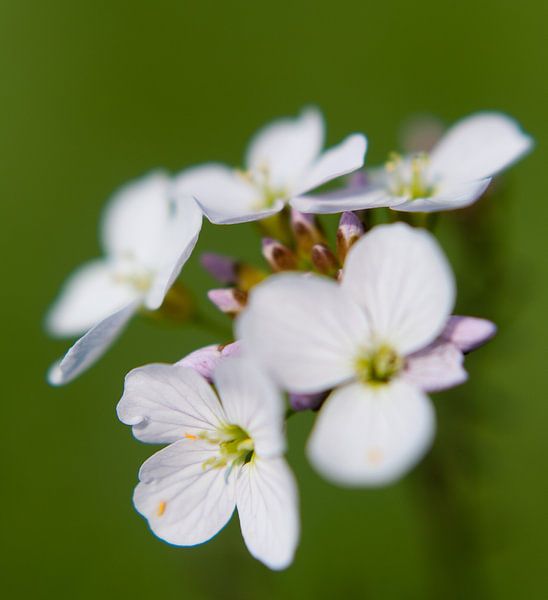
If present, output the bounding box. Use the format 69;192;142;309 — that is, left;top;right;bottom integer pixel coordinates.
355;345;403;385
385;152;435;199
199;424;255;471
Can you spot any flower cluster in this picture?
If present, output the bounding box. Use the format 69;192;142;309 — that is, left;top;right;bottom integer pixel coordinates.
46;108;531;569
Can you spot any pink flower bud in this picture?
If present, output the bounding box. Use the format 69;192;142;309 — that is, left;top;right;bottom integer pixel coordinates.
336;212;364;262
311;244;339;276
207;288;247;315
262;238;298;272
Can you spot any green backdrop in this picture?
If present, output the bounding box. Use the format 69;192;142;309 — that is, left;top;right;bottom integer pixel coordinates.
2;1;547;598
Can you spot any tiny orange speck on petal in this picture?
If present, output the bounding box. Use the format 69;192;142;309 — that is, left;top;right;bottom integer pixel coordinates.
367;448;383;464
184;433;198;440
157;501;167;517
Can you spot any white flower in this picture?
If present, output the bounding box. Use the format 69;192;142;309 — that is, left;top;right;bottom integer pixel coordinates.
117;356;299;570
46;172;202;385
173;108;367;224
237;222;460;486
296;112;532;214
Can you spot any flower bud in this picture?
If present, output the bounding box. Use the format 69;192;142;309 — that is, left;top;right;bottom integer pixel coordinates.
311;243;339;276
290;209;325;253
262;238;298;272
207;288;247;316
336;211;364;262
289;391;328;412
201;253;238;284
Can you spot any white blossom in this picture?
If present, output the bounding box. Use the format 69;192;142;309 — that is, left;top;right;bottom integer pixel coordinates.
173;108;366;224
117;357;299;570
46;172;202;385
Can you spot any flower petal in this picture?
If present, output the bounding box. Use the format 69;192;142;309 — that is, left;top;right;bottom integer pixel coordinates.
134;439;236;546
117;364;226;444
341;222;455;355
307;381;435;486
213;357;286;458
144;196;203;310
174;163;281;224
246;107;324;191
48;301;138;386
236;273;370;393
393;178;491;213
441;315;497;353
236;457;299;570
101;171;173;267
291;186;404;214
403;341;467;392
293;133;367;196
430;112;533;182
46;259;141;337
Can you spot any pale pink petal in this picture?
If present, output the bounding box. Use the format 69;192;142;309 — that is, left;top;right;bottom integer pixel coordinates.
441;316;497;353
403;341;467;392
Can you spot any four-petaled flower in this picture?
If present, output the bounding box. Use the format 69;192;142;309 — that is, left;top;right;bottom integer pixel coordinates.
237;222;484;485
117;356;299;570
296;112;532;214
46;172;202;385
173;108;367;224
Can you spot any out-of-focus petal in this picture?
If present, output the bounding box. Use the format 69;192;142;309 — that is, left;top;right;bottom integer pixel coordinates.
307;380;435;486
48;301;138;386
46;259;141;338
441;316;497;353
236;273;370;393
403;341;468;392
342;223;455;355
429;112;533;182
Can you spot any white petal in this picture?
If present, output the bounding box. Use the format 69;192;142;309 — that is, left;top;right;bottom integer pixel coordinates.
246;108;324;191
134;439;236;546
291;186;404;214
145;196;203;310
117;364;226;444
48;301;138;386
403;341;467;392
393;178;491;213
236;273;370;393
213;357;285;458
46;259;141;337
101;171;173;267
236;458;299;570
293;133;367;196
430;112;533;182
342;222;455;355
307;381;435;486
174;163;282;224
441;315;497;353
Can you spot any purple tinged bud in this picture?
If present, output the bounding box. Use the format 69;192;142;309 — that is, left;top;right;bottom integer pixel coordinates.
207;288;247;315
347;170;368;189
290;208;324;253
201;253;238;284
289;391;328;412
441;316;497;353
177;341;242;382
262;238;298;272
336;211;364;262
311;243;339;276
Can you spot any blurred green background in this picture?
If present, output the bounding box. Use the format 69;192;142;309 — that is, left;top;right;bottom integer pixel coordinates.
2;0;546;598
